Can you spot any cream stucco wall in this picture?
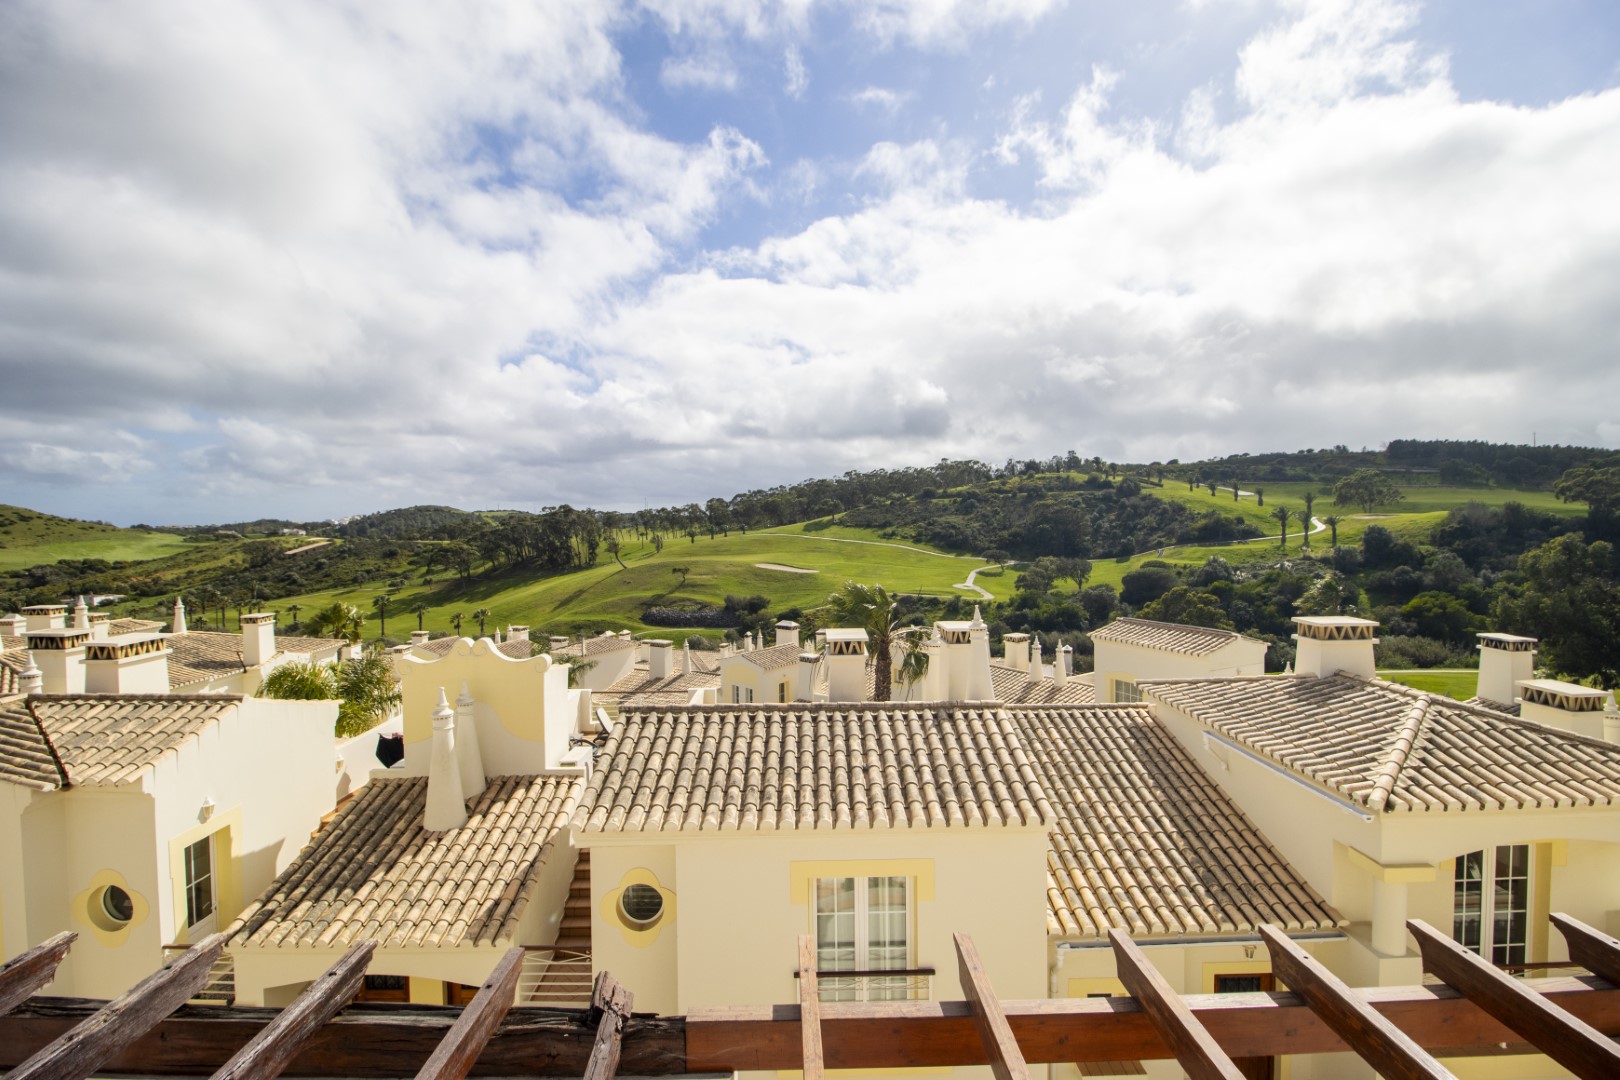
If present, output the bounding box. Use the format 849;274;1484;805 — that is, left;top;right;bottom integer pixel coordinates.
1094;638;1267;703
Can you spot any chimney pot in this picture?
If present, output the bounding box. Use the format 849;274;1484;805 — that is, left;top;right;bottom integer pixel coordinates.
425;688;468;831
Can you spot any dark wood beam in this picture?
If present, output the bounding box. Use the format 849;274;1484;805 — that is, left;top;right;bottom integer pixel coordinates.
582;971;634;1080
0;933;76;1019
211;940;374;1080
1257;925;1453;1080
7;931;226;1080
412;947;524;1080
1408;918;1620;1080
954;932;1028;1080
796;936;823;1080
1551;912;1620;986
1109;929;1245;1080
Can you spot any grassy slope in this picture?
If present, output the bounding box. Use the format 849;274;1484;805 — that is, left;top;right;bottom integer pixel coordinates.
1378;669;1478;700
261;527;988;640
0;505;190;571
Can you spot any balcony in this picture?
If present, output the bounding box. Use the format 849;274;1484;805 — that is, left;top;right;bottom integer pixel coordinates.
795;966;935;1003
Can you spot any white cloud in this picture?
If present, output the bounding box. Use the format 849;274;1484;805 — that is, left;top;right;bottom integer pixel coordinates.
784;44;809;98
660;52;740;91
848;86;912;115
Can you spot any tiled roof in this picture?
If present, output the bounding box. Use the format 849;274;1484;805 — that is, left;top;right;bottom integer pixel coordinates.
1089;618;1261;657
1465;695;1520;717
598;664;720;710
414;636;536;660
0;695;240;789
108;618;164;635
1009;705;1342;939
165;631;340;688
734;643;803;671
1144;675;1620;812
0;638;25;698
274;633;346;656
551;635;636;658
990;664;1095;705
575;704;1053;833
232;773;580;950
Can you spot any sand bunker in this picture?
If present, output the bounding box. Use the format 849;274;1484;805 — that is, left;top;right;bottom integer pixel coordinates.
755;562;818;573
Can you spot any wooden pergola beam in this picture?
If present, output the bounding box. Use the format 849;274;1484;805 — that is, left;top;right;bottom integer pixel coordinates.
7;931;226;1080
1109;929;1245;1080
1551;912;1620;986
0;933;75;1019
412;947;524;1080
1408;918;1620;1080
582;971;634;1080
211;940;375;1080
1257;925;1453;1080
954;932;1029;1080
796;936;823;1080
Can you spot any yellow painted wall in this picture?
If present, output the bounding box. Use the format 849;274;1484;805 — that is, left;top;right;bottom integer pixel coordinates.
397;638;572;774
1093;639;1266;703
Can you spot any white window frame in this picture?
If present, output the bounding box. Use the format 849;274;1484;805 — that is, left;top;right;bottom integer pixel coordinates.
1113;678;1142;704
812;876;913;1002
184;835;216;932
1453;844;1531;966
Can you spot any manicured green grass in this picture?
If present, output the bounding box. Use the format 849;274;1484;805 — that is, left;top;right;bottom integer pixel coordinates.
1225;483;1576;516
262;528;990;641
0;504;192;570
1379;669;1479;701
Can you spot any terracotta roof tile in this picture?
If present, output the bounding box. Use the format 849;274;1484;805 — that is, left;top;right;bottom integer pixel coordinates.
415;636;536;660
1008;704;1342;939
551;636;636;658
232;773;580;950
109;618;164;635
1144;675;1620;813
735;643;804;671
990;664;1095;705
574;703;1054;833
1089;618;1261;657
2;695;240;788
0;702;62;788
165;631;340;688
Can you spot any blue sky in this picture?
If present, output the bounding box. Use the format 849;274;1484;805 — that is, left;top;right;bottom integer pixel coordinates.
1;0;1618;525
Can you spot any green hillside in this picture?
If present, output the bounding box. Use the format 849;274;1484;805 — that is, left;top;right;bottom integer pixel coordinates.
0;505;190;572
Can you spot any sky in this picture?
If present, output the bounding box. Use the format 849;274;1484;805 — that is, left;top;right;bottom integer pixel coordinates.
2;0;1618;526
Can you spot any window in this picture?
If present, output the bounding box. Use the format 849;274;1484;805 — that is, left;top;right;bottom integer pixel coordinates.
100;886;134;926
619;883;665;927
1454;845;1530;965
1214;973;1274;994
813;876;911;1001
729;684;755;704
1112;679;1142;704
778;681;789;703
184;836;215;929
358;974;409;1002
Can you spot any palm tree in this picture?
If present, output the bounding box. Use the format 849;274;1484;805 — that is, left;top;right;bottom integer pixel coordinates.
307;601;364;646
1256;488;1264;507
472;607;491;636
372;593;392;639
286;603;302;629
410;600;429;631
1301;491;1316;548
450;612;464;636
1272;505;1293;548
1322;514;1343;548
825;582;929;702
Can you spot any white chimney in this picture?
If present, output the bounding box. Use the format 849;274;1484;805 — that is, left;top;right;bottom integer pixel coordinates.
795;652;822;702
915;633;946;701
682;641;692;675
776;621;800;649
425;688;468;831
172;598;188;635
0;614;25;638
508;625;530;643
26;629;90;693
824;628;870;702
753;631;762;652
410;630;431;647
1292;616;1379;680
455;682;486;799
1057;645;1073;686
1028;638;1044;684
19;652;42;695
87;612;111;641
1517;679;1611;740
966;607;993;700
1477;634;1536;708
84;635;170;694
241;613;276;668
648;639;674;680
24;605;67;633
73;597;89;630
1002;633;1029;672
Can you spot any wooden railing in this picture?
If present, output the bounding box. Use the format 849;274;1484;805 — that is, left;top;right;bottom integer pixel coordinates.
518;947;592;1007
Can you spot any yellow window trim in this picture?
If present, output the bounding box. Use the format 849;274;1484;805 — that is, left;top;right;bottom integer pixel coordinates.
787;860;935;905
72;868;150;947
601;866;676;948
166;807;243;945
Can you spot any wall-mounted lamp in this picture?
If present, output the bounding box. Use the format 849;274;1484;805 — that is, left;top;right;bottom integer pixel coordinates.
199;796;216;823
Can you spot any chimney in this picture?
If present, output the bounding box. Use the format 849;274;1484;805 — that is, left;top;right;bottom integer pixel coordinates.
550;636;570;653
648;639;674;680
776;621;800;649
87;612;111;641
824;628;870;702
390;643;414;677
0;614;25;638
1477;634;1536;708
241;613;276;668
1056;645;1073;686
172;598;188;635
753;631;762;652
84;634;170;694
682;641;692;675
1002;632;1029;672
1028;638;1044;684
24;605;67;633
795;652;821;701
508;625;530;643
73;596;89;630
915;633;945;700
410;630;431;647
425;688;467;831
19;652;42;695
455;683;486;799
25;628;90;693
965;606;993;700
1292;616;1379;679
1517;679;1611;740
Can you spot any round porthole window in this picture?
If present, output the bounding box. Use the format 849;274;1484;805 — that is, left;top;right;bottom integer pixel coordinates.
99;885;134;926
618;883;664;928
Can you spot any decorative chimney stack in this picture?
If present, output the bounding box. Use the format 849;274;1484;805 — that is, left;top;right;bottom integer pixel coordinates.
1477;634;1536;709
425;689;468;831
1292;616;1379;679
84;634;170;694
1002;633;1029;672
795;651;822;702
0;613;25;638
681;641;693;676
24;605;67;633
87;612;111;641
824;628;870;702
410;630;431;647
455;682;486;800
73;596;89;630
1056;645;1073;686
172;598;189;635
508;625;530;644
648;639;674;680
240;613;276;668
550;636;570;652
1516;679;1611;740
19;652;42;696
25;628;90;693
1028;638;1044;684
776;621;800;649
966;606;993;700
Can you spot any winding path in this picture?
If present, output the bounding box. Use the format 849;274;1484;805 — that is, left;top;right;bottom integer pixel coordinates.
771;532;1000;599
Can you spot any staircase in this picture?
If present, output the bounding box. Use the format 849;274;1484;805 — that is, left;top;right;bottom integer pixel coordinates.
517;849;593;1006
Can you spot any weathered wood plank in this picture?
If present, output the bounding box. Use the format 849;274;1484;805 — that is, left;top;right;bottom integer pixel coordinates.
796;936;823;1080
582;971;634;1080
413;947;524;1080
1109;929;1245;1080
8;932;226;1080
0;933;76;1018
210;940;374;1080
1551;912;1620;986
1409;918;1620;1080
1258;925;1453;1080
954;932;1028;1080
